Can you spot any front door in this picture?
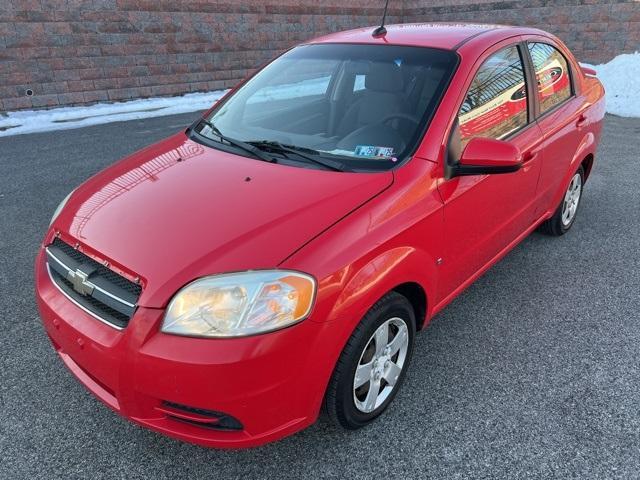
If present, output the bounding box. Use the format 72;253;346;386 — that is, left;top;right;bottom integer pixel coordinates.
436;43;544;302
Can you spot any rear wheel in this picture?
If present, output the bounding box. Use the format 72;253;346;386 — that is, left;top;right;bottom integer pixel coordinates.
324;292;415;429
539;165;584;236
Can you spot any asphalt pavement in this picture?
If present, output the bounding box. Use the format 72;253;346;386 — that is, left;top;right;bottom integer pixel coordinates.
1;113;639;479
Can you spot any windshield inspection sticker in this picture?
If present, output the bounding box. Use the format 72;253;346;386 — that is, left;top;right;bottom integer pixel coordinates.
355;145;395;158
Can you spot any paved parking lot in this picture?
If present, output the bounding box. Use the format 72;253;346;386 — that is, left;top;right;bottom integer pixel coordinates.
1;113;639;479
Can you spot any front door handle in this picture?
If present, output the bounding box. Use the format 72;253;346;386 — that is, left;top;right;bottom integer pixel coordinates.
522;151;538;164
520;151;539;172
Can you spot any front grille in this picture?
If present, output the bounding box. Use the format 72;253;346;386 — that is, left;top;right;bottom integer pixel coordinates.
51;239;142;298
45;238;142;329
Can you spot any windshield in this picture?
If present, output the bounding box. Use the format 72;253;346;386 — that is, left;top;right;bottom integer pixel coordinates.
193;43;458;171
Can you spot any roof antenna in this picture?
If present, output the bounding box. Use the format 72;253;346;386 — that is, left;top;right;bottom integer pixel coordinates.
372;0;390;37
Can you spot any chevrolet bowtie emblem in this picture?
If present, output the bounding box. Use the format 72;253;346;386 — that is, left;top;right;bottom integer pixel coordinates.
67;268;94;296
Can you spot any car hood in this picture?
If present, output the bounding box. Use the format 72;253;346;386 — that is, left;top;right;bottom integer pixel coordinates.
57;133;393;307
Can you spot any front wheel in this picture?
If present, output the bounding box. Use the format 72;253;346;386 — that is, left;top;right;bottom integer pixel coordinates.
324;292;415;429
539;165;584;236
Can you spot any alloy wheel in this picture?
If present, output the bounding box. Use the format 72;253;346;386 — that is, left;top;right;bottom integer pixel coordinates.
561;172;582;226
353;317;409;413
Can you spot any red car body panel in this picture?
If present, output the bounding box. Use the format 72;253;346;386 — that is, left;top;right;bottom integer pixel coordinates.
35;23;605;448
53;133;393;307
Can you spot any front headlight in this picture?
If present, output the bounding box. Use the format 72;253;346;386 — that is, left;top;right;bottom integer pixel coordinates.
161;270;316;338
49;190;74;226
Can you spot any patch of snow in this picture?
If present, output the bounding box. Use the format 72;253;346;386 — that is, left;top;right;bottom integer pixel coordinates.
0;90;228;137
581;52;640;118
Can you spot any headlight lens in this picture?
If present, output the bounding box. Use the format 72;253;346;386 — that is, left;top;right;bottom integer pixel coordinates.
49;190;74;226
161;270;316;338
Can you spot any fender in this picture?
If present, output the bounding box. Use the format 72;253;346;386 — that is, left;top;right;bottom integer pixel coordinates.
327;246;437;328
282;157;444;332
289;246;438;421
278;162;444;418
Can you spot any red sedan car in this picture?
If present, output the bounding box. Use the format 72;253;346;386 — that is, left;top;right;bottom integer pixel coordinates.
36;23;605;448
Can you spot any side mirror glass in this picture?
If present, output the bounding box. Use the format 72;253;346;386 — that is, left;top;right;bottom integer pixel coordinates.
453;137;522;177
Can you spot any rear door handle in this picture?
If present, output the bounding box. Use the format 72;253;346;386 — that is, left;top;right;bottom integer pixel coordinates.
576;114;587;127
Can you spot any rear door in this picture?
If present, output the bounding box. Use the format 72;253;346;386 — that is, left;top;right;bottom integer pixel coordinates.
522;38;588;215
436;41;544;301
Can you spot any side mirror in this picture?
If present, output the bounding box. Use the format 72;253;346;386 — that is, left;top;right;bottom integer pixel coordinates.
452;137;522;177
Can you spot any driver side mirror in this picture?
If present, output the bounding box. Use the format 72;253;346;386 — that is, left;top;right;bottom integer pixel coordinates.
451;137;522;177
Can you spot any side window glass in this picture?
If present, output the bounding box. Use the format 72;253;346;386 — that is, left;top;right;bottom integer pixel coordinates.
528;42;572;115
458;45;528;146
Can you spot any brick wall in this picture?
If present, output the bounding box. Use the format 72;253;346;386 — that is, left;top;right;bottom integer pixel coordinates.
404;1;640;65
1;0;638;111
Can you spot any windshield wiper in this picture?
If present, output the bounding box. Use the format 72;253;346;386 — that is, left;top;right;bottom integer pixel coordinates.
246;140;348;172
197;119;275;163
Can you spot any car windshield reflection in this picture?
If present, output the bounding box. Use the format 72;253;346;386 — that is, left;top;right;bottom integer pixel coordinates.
193;44;458;171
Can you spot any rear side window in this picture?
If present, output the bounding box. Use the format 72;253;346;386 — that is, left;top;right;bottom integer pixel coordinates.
528;42;572;115
458;45;528;146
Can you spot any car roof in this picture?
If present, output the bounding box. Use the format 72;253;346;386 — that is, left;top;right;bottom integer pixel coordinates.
307;23;547;51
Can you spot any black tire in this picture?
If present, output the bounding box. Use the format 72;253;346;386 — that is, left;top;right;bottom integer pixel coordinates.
539;165;585;236
324;291;416;429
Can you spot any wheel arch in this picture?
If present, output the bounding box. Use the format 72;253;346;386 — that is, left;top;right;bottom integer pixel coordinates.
547;132;596;215
581;153;595;182
392;282;427;331
321;246;437;333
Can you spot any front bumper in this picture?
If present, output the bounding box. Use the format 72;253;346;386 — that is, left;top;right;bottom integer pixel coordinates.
35;249;333;449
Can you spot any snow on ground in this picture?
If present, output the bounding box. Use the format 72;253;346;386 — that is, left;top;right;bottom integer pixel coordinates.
1;51;638;138
0;90;228;137
581;51;640;118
